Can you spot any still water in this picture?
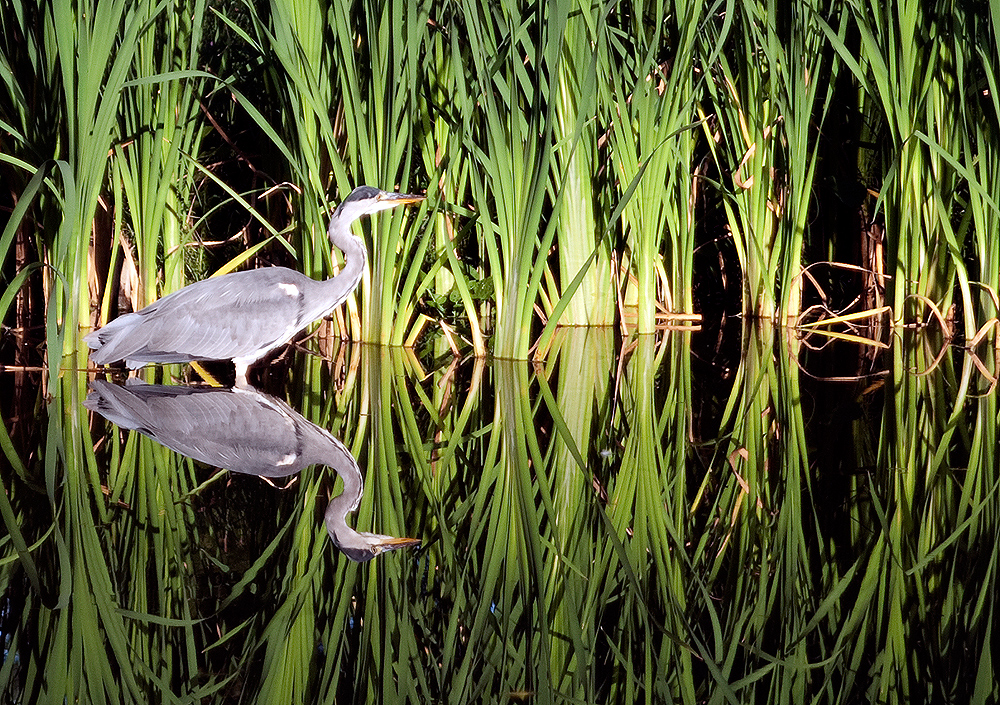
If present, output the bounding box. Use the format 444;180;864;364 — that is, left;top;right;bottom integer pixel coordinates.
1;325;997;703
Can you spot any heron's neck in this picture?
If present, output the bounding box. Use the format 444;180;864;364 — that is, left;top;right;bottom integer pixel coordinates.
324;213;368;306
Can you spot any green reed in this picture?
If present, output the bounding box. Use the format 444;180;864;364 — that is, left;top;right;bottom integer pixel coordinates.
2;1;998;377
111;0;210;310
2;0;152;388
413;22;487;354
1;2;220;700
821;0;998;337
700;1;839;321
864;1;968;328
606;1;703;333
550;4;615;327
6;0;1000;364
456;0;560;360
958;8;1000;335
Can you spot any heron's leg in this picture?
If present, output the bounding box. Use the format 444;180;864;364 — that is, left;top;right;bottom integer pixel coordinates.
233;360;251;389
190;360;225;388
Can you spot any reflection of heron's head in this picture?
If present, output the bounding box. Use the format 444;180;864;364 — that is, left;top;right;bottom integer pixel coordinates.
321;438;421;562
326;525;422;563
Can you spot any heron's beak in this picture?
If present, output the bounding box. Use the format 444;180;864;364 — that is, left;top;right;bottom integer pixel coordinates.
382;193;425;206
377;536;422;552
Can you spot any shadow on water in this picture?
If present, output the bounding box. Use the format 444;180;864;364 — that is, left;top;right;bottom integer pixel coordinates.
1;325;998;703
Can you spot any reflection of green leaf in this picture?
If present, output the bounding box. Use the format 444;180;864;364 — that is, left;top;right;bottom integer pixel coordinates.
11;321;1000;702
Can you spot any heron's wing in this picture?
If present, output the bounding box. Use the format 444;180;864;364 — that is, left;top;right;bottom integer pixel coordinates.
89;268;322;365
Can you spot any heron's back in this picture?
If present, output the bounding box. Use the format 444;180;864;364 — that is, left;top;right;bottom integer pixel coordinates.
85;267;330;367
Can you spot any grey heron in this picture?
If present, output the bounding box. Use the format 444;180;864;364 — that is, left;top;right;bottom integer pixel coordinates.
84;379;421;561
85;186;424;386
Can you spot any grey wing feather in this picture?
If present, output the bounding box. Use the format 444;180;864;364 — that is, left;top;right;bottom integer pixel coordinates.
87;268;318;366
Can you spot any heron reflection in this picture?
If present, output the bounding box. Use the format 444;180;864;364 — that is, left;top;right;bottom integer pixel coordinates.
84;380;420;562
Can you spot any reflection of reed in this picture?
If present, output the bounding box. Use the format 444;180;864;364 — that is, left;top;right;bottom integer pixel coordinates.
84;380;419;561
6;328;996;702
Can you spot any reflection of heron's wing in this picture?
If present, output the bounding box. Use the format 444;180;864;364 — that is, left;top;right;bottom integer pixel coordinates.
84;381;319;476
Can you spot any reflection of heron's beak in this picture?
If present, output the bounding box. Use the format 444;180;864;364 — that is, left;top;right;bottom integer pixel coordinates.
378;536;422;552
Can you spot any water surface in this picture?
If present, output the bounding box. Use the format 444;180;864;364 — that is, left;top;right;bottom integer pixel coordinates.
1;325;996;702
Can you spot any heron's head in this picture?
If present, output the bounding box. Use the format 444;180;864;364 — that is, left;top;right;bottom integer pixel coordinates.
335;186;424;222
329;528;422;562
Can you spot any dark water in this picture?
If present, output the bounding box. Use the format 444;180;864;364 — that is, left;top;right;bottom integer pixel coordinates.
1;326;997;703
